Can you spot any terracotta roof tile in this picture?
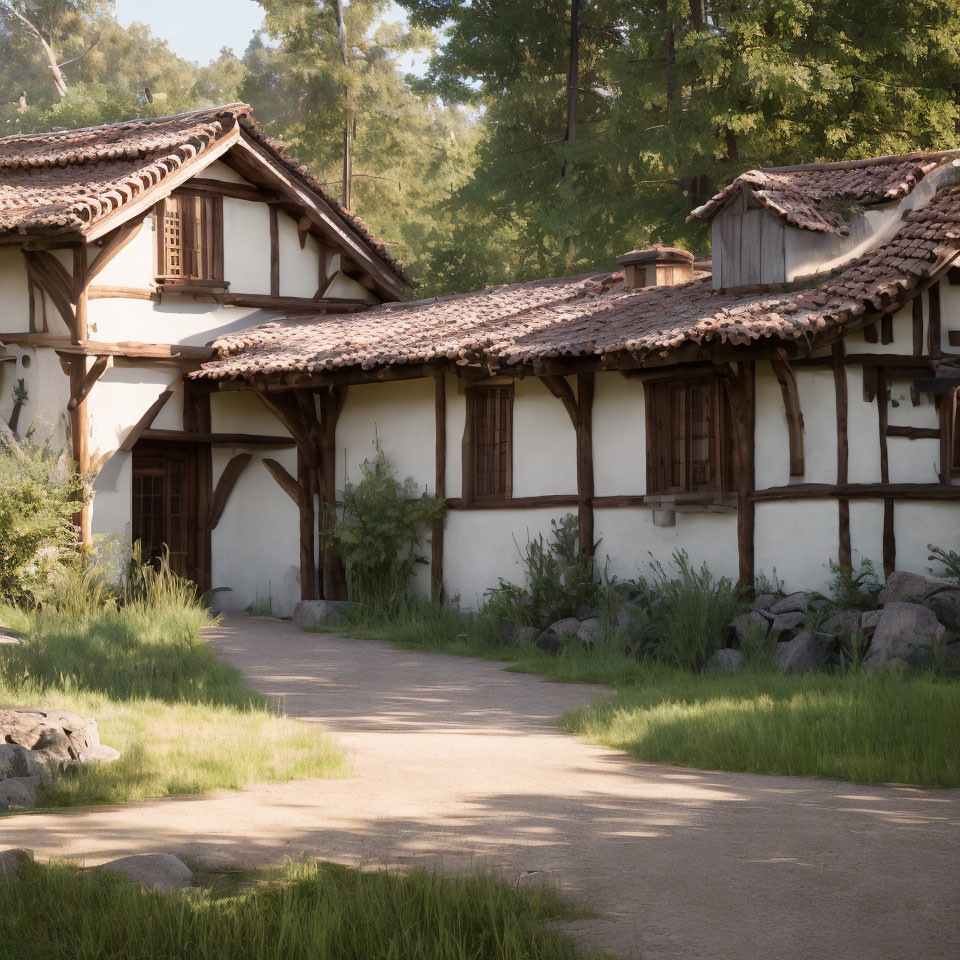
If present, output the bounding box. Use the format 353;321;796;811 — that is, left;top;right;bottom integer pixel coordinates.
194;182;960;382
689;151;960;235
0;103;412;287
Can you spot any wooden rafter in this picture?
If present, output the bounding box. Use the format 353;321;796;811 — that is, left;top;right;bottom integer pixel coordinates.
210;453;253;528
263;457;302;505
119;389;174;452
21;250;76;336
84;220;143;286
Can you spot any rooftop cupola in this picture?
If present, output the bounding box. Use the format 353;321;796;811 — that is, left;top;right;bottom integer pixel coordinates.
616;244;694;290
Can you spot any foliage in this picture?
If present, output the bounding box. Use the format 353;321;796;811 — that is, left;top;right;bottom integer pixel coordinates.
739;617;776;668
928;543;960;584
822;557;882;612
485;515;601;626
326;447;445;605
0;557;345;807
639;551;746;671
0;859;591;960
0;438;80;604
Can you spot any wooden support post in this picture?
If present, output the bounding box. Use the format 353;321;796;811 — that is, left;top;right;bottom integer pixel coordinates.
297;447;317;601
540;373;594;557
770;349;805;477
269;205;280;298
880;313;894;345
724;362;756;591
913;295;924;356
318;387;348;600
833;342;851;569
928;282;942;358
67;355;112;410
184;384;213;594
877;368;895;576
263;458;302;503
432;373;446;600
576;372;595;556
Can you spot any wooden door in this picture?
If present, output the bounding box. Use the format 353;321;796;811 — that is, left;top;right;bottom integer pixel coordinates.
132;442;202;587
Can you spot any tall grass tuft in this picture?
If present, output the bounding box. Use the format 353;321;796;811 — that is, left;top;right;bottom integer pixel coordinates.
0;859;593;960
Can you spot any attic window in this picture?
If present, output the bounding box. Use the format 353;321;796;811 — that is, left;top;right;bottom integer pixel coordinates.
156;191;224;284
645;376;729;495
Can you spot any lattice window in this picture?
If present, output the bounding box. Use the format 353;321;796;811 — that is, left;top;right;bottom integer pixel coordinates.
156;191;223;283
466;385;513;500
646;376;727;495
132;455;190;579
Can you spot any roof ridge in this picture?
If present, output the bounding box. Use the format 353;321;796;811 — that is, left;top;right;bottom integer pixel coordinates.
756;149;960;175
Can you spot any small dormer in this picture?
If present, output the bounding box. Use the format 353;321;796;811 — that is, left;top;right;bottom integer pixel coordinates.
616;244;694;289
688;153;960;290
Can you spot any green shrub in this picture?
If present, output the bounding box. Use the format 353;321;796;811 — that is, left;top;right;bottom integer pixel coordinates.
325;447;445;606
640;551;746;671
0;438;80;604
928;543;960;584
822;557;881;611
740;616;776;667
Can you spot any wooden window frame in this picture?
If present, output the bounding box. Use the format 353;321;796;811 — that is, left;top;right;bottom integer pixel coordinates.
645;373;730;497
462;383;514;503
155;189;225;289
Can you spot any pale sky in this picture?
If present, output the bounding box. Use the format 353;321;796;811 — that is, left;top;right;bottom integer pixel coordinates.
115;0;425;72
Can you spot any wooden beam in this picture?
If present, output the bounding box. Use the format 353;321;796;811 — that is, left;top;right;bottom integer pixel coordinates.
833;342;851;568
22;250;76;336
298;215;311;250
880;313;894;345
263;457;302;505
540;375;579;426
770;349;805;477
724;362;756;591
751;482;960;502
84;220;143;286
913;295;924;356
67;355;112;410
219;292;368;313
253;391;313;452
119;390;174;452
928;282;942;358
318;387;348;600
883;498;896;577
940;389;955;485
446;494;579;510
949;331;960;347
269;205;280;298
863;322;878;344
576;373;595;556
87;285;158;301
886;425;940;440
184;178;279;202
139;429;295;446
298;448;317;601
432;373;446;600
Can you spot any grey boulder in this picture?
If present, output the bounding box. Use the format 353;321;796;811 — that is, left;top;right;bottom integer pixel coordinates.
923;587;960;637
701;648;743;674
773;632;833;672
577;618;603;646
820;610;863;644
730;611;769;644
864;602;946;670
513;626;540;647
769;592;808;616
0;848;33;883
0;744;39;781
751;594;777;612
878;571;952;606
97;854;194;892
0;707;108;765
0;776;40;810
861;609;883;633
544;617;581;638
292;600;357;628
769;611;806;640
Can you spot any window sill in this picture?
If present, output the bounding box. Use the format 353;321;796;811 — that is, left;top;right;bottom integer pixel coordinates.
155;279;230;301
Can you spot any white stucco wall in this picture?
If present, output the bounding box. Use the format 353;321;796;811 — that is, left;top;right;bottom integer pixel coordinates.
593;374;644;496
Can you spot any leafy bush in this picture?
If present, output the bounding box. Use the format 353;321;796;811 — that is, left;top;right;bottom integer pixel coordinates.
640;551;746;671
822;557;881;611
929;543;960;584
484;514;602;626
740;616;776;667
325;447;446;605
0;438;80;604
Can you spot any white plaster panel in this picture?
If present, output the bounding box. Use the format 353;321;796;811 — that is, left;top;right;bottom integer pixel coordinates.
445;379;464;497
594;508;739;585
204;160;247;184
336;378;435;492
847;365;882;484
845;302;914;355
210;389;292;437
755;364;790;489
277;209;320;299
211;446;302;617
849;499;885;571
223;198;271;295
593;373;644;497
512;377;577;497
894;502;960;576
442;508;571;608
0;249;29;331
324;271;378;303
888;438;941;483
91;217;155;288
0;348;69;447
791;369;837;484
938;279;960;352
755;499;838;591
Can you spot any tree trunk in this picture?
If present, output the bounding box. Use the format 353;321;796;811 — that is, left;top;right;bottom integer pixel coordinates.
565;0;580;142
333;0;352;209
665;23;676;109
7;6;68;99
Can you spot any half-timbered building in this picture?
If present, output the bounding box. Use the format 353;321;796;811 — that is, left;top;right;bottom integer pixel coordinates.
2;105;960;612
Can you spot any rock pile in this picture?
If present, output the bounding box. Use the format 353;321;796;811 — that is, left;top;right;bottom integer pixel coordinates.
0;707;120;810
704;569;960;675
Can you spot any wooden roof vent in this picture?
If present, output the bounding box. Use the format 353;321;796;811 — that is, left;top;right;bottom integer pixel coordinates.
616;244;694;289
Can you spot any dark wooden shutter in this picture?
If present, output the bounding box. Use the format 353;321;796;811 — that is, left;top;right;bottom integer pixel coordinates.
157;192;223;282
467;385;513;501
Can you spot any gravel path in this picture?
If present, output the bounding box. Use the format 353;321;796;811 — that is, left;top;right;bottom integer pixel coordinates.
2;614;959;959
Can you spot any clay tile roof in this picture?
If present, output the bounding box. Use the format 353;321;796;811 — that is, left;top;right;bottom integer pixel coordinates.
193;182;960;383
688;150;960;235
0;103;412;287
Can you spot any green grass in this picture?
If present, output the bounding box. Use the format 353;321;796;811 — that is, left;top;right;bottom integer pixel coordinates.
315;597;960;788
0;585;346;809
0;858;597;960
